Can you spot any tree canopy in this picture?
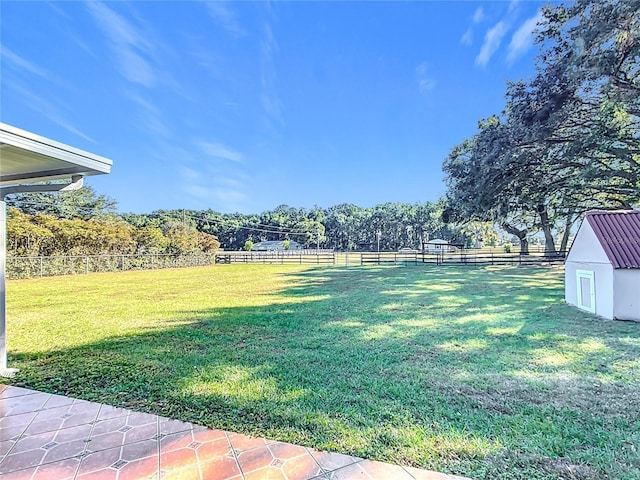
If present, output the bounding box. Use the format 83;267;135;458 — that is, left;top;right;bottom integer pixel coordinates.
443;0;640;254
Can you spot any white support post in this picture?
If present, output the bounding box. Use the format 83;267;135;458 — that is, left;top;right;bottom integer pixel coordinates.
0;199;18;377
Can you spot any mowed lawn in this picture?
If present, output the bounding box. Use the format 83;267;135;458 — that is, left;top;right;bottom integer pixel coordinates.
4;265;639;479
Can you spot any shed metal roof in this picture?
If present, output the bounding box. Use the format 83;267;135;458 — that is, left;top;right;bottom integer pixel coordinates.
586;210;640;269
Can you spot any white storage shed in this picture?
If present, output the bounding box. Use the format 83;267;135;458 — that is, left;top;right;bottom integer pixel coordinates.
565;210;640;321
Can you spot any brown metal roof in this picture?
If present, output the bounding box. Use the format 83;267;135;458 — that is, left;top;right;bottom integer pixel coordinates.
586;210;640;269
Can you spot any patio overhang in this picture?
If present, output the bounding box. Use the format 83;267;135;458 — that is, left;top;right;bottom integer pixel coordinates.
0;123;113;376
1;123;112;186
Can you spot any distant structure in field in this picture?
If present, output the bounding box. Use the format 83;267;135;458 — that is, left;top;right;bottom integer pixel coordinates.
252;240;303;251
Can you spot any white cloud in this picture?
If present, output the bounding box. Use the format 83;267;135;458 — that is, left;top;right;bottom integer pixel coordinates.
507;11;544;64
1;46;49;78
126;93;170;137
476;21;508;67
473;7;486;24
260;21;284;128
198;141;244;162
5;80;95;143
1;46;70;89
460;28;473;46
415;62;436;94
180;167;202;182
206;1;246;37
85;1;156;87
183;183;248;212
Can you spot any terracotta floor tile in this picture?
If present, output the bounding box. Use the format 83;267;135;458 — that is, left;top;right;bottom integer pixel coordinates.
1;439;17;458
53;424;93;444
116;453;159;480
281;452;325;479
0;447;47;474
195;437;234;463
120;439;158;462
0;411;37;429
268;442;308;460
161;463;200;480
76;468;119;480
7;430;57;455
158;417;202;436
23;415;68;437
324;462;369;479
0;387;39;399
1;425;32;446
244;467;288;479
0;465;40;480
86;431;128;452
91;417;129;436
228;433;269;452
236;444;275;474
309;450;361;471
357;460;415;480
160;444;199;471
30;456;80;480
96;405;133;421
66;400;102;419
1;393;50;416
78;440;158;479
41;393;75;411
192;428;227;443
160;430;198;453
26;402;100;434
198;456;242;480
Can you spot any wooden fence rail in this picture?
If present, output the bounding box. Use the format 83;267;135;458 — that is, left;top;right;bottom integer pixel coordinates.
360;251;567;266
6;250;567;279
215;252;336;265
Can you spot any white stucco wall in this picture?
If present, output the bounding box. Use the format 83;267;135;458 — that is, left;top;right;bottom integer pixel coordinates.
565;220;615;319
613;269;640;321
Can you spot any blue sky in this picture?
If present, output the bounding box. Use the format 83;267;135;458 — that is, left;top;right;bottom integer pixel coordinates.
1;1;548;214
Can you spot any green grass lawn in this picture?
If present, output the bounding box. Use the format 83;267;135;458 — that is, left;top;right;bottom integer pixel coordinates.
4;265;639;479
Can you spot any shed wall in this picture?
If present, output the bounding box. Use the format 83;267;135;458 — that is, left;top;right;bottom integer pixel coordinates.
565;262;614;319
565;221;615;319
613;270;640;321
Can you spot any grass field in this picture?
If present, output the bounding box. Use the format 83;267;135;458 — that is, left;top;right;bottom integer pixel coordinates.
4;265;639;479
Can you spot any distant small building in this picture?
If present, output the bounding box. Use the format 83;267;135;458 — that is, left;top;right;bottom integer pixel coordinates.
565;210;640;321
423;239;455;254
252;240;303;251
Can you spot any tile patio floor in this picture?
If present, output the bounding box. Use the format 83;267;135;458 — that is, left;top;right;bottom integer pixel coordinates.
0;385;469;480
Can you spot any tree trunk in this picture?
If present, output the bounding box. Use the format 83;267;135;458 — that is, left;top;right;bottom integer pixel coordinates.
538;207;557;256
501;222;529;255
559;210;577;255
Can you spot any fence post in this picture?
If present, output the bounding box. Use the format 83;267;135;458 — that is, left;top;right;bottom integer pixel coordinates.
122;255;125;271
85;256;89;274
40;257;44;278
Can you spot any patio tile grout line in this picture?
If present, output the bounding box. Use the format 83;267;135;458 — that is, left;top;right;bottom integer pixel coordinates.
71;400;109;480
0;389;51;467
303;446;330;479
156;414;162;480
224;430;246;480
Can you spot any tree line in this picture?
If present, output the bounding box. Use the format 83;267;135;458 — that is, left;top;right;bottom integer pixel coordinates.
443;0;639;254
6;189;220;256
5;188;476;256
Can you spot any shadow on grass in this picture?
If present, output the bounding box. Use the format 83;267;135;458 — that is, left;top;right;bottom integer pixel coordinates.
7;265;640;480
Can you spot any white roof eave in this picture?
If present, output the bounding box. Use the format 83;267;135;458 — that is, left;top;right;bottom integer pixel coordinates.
0;123;112;186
